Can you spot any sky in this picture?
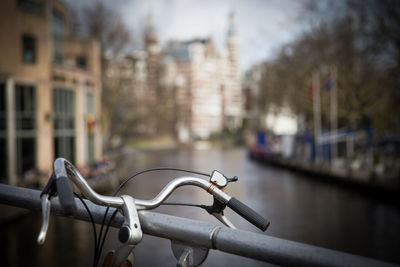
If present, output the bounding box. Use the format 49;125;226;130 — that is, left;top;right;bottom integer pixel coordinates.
66;0;309;70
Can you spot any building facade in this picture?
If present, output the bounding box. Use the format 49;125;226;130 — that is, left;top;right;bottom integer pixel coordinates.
0;0;102;185
106;13;242;142
151;13;241;141
162;13;242;140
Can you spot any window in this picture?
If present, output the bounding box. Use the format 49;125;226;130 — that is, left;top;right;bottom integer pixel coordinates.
53;88;75;163
22;35;36;64
15;84;36;176
18;0;44;15
0;138;6;182
0;83;6;182
52;10;64;65
86;92;95;164
15;84;36;130
0;82;6;130
76;55;88;69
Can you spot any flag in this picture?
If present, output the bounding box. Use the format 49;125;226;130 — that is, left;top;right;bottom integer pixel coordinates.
323;74;335;90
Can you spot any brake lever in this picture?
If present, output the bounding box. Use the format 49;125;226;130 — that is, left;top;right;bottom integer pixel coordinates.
37;173;58;245
37;193;51;244
112;195;143;266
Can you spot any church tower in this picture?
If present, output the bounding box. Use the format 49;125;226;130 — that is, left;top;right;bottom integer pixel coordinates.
144;14;159;55
224;12;242;129
227;12;239;71
144;14;160;101
144;14;161;134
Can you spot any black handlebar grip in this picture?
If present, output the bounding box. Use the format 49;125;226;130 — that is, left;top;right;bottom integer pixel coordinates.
227;197;270;231
55;176;76;216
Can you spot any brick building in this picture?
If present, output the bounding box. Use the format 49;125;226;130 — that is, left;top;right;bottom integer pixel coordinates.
0;0;103;185
162;12;242;140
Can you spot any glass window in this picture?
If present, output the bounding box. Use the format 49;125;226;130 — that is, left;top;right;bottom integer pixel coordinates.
87;92;95;164
53;88;75;163
15;84;36;176
18;0;44;15
76;56;88;69
15;84;36;130
0;83;6;182
22;35;36;64
52;10;64;65
16;137;36;176
0;138;6;182
0;83;6;130
87;92;94;114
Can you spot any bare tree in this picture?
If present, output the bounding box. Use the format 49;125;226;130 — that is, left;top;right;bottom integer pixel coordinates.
79;2;135;149
255;0;399;137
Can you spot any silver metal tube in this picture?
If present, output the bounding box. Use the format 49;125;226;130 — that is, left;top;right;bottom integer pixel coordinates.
0;185;395;267
54;158;124;208
37;194;51;244
134;176;231;210
54;159;230;210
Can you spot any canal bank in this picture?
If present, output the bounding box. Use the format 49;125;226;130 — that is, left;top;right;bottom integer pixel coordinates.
248;150;400;206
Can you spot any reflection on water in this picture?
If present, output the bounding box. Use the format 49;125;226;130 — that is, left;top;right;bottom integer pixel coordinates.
1;147;400;266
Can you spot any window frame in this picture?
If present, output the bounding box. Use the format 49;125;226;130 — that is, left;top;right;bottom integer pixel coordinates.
14;83;37;176
53;88;76;164
22;34;37;64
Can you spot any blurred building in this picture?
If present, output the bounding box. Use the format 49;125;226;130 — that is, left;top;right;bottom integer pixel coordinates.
161;13;242;140
0;0;102;185
104;51;151;135
106;12;242;142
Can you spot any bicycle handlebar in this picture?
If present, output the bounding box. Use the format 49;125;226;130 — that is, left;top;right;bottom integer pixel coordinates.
51;157;269;231
54;158;124;207
227;197;270;231
55;175;76;215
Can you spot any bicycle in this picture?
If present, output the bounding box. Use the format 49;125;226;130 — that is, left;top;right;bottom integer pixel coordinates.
37;158;270;266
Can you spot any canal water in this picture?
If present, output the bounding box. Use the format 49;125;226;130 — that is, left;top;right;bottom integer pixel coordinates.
1;147;400;266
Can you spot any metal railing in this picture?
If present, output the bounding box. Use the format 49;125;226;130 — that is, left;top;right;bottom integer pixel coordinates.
0;184;396;267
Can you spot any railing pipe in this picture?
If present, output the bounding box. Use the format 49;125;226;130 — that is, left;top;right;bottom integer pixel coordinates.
0;184;396;267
